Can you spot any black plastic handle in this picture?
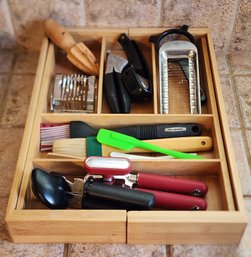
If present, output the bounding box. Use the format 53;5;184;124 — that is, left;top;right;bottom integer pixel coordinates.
83;180;155;210
149;25;196;52
103;71;131;113
103;72;120;113
118;33;143;71
114;72;131;113
70;121;202;140
155;123;202;138
118;33;152;102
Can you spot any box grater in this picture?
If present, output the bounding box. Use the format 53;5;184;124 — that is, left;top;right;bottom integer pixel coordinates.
159;40;201;114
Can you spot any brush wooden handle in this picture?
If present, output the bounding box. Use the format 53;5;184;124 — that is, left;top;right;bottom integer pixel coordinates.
44;19;76;52
102;136;212;155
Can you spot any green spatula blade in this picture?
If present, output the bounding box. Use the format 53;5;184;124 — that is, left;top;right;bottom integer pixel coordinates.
97;129;204;160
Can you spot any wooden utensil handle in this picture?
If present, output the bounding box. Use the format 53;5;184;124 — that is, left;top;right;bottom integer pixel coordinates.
103;136;212;155
44;19;76;52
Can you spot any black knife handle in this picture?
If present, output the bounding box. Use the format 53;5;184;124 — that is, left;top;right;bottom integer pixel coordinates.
114;72;131;113
103;72;120;113
103;71;131;113
83;180;155;210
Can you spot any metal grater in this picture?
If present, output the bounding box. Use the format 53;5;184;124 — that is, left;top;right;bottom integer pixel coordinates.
50;74;97;113
159;40;201;114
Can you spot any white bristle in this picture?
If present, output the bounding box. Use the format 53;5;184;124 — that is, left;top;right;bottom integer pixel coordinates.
52;138;87;158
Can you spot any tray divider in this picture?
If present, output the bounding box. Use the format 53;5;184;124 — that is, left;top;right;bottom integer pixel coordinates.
97;36;106;114
201;37;235;211
151;43;158;114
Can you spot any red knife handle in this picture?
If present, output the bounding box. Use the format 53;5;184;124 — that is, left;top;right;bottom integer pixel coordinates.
137;188;207;210
137;172;208;196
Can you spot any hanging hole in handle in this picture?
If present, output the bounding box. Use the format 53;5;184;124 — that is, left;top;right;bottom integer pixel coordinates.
191;125;200;134
201;141;206;146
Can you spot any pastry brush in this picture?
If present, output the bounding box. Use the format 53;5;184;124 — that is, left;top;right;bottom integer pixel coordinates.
50;136;211;159
40;121;203;151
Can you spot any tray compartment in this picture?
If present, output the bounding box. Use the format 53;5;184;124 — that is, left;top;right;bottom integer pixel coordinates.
25;159;228;212
36;114;218;159
100;34;155;114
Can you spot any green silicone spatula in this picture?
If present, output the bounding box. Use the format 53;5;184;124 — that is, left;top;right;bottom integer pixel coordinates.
97;129;204;160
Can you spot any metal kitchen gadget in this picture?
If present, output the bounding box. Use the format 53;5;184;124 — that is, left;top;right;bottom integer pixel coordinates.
84;156;208;196
83;156;208;210
31;157;207;211
50;74;97;113
150;25;202;114
31;168;155;210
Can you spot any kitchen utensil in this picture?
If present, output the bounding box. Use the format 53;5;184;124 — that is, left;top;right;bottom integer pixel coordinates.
50;136;212;159
118;33;152;102
40;121;203;151
137;188;207;210
150;25;202;114
110;152;176;160
31;168;155;210
50;74;97;113
97;129;204;159
84;156;208;196
31;168;70;209
44;19;99;75
104;53;131;113
83;156;208;210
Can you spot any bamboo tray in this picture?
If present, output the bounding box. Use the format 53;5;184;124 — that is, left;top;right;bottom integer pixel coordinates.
5;27;247;244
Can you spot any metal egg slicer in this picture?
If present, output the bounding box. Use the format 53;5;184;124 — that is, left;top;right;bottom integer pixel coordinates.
50;74;97;113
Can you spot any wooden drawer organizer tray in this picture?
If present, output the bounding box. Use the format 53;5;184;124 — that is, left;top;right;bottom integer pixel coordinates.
6;28;247;244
